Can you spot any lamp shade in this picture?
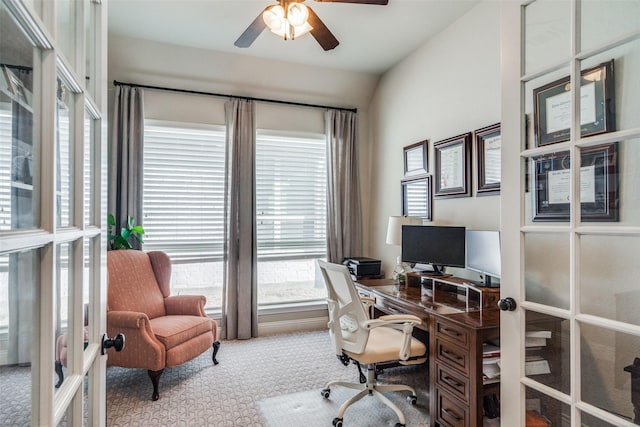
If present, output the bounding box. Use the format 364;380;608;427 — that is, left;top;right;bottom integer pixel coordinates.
386;216;422;245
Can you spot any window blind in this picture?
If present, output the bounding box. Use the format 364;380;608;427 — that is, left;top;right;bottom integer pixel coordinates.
255;131;327;260
143;122;226;262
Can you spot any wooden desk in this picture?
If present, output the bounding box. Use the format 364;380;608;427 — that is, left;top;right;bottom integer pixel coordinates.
355;278;500;427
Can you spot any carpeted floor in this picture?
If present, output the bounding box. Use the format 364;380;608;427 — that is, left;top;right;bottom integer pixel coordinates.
106;329;430;426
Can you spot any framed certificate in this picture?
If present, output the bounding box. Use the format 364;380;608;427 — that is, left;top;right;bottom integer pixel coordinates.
533;60;615;147
532;143;618;221
434;133;472;198
401;176;431;220
403;140;428;177
474;123;501;195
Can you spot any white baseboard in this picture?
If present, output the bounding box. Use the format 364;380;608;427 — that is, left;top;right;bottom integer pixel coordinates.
258;316;328;336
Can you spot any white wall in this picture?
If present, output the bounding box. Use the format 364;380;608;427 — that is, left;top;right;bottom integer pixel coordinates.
368;1;502;277
107;34;381;251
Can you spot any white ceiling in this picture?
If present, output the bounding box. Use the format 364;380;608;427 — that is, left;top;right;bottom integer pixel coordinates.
108;0;480;75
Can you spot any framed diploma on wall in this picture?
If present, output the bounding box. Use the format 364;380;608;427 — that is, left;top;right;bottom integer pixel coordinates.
403;140;428;177
434;132;472;198
532;142;618;222
533;59;615;147
401;176;432;220
474;123;501;195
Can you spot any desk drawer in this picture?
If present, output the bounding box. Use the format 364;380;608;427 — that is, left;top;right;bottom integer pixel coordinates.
435;338;469;375
436;388;468;427
435;319;469;348
435;362;470;403
375;296;430;330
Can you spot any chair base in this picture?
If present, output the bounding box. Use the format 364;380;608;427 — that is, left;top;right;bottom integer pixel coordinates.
321;363;417;426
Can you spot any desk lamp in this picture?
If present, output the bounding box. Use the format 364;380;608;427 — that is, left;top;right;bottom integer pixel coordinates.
386;216;421;285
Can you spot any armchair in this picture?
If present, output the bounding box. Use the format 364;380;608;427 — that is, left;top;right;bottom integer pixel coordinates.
317;261;427;427
107;250;220;400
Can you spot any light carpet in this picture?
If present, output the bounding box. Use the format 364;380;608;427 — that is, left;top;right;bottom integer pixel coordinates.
106;329;430;427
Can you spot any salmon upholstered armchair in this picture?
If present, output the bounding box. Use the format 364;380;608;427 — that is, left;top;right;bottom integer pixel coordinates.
107;250;220;400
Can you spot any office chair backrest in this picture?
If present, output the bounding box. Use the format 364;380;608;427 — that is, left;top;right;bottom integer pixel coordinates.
318;260;370;355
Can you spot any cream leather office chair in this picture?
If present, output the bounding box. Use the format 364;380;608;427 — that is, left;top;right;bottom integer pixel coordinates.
317;260;427;427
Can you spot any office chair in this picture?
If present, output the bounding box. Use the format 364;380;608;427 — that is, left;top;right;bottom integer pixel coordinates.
317;260;427;427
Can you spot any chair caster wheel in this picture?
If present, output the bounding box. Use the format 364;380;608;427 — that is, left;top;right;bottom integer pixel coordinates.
332;418;343;427
321;388;331;399
407;394;417;405
394;424;405;427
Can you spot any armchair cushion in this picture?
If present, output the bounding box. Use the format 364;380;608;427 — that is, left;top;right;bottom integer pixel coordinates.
150;315;214;350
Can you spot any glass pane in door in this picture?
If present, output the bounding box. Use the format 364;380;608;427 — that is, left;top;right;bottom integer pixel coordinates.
0;248;40;424
580;39;640;137
580;233;640;324
524;0;571;74
56;0;78;69
581;412;620;427
525;310;570;394
55;242;73;391
580;0;640;52
83;108;95;227
56;78;73;227
525;385;570;427
0;5;40;231
580;322;639;423
524;233;570;309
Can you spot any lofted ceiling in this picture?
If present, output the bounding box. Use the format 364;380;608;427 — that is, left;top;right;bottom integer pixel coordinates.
108;0;480;75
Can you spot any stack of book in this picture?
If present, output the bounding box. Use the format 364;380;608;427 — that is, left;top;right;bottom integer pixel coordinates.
525;330;552;376
482;342;501;384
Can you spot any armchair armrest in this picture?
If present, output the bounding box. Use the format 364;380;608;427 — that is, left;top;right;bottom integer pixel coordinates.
164;295;207;317
107;310;165;370
108;310;150;328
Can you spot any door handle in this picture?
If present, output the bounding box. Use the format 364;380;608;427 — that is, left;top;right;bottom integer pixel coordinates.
101;333;125;355
498;297;517;311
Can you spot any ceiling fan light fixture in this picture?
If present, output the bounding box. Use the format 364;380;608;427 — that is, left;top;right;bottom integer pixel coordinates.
263;5;285;32
287;3;309;27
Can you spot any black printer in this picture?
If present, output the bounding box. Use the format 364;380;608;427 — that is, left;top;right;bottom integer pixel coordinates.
342;257;381;277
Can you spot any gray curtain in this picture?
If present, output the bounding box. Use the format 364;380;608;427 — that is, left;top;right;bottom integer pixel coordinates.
222;99;258;340
108;86;145;249
326;109;362;263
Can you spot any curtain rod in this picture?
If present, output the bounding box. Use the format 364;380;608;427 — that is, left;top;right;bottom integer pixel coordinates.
112;80;357;114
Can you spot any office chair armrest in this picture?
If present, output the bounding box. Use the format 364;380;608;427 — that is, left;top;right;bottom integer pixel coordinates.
377;314;422;324
364;315;421;361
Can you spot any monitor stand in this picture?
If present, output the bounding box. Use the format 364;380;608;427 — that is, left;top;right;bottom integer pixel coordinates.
468;275;500;288
414;264;447;276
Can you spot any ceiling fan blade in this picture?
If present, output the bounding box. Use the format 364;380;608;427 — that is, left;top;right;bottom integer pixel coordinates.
307;7;339;51
234;9;268;48
314;0;388;5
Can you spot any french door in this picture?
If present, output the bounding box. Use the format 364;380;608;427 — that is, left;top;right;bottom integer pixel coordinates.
0;0;108;425
501;1;640;426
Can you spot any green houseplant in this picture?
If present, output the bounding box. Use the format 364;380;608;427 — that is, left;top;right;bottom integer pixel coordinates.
108;213;145;250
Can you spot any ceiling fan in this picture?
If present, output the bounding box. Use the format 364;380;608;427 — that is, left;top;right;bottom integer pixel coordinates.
234;0;389;51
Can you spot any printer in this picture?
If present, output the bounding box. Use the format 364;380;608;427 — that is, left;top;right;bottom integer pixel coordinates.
342;257;382;278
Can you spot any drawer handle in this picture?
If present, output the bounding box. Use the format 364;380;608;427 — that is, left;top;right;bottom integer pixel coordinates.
442;376;463;388
442;408;462;421
441;327;461;336
442;349;463;361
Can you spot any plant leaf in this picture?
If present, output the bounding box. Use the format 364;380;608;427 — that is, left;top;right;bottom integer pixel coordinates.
108;213;116;226
127;216;135;229
131;225;145;234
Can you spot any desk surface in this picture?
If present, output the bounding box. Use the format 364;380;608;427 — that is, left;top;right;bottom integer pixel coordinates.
356;279;500;331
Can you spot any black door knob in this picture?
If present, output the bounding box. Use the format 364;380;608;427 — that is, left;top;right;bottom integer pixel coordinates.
101;333;125;355
497;297;517;311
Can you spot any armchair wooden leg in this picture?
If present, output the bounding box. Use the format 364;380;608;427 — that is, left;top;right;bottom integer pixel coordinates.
148;369;164;401
54;360;64;388
212;341;221;365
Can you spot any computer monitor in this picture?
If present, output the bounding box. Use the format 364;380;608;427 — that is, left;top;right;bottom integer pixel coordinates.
465;230;501;287
401;225;466;275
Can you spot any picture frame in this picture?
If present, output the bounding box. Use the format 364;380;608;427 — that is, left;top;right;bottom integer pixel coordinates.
434;132;472;198
401;175;432;220
533;59;615;147
403;140;428;177
532;142;618;222
474;123;501;195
